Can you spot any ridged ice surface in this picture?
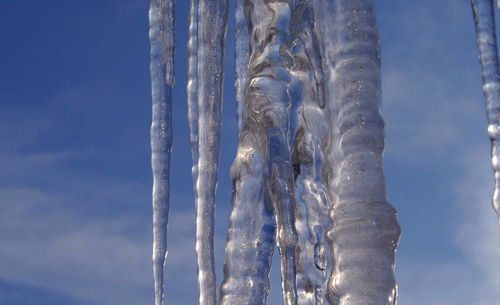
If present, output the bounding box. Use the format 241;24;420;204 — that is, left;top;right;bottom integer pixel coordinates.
148;1;174;305
187;1;228;305
472;0;500;219
219;1;400;305
317;1;401;304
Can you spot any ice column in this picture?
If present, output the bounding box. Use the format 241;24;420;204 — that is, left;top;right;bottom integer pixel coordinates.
288;2;331;305
472;0;500;219
148;1;174;305
220;1;299;305
187;0;228;305
323;1;401;304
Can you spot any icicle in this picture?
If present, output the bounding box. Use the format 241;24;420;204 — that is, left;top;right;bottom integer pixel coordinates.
188;0;199;193
220;1;299;305
288;2;331;305
148;1;174;305
189;0;229;304
219;3;276;305
235;0;250;130
187;1;228;305
318;1;401;304
472;0;500;220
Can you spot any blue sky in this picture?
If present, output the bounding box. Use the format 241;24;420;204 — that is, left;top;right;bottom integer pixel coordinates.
1;1;500;305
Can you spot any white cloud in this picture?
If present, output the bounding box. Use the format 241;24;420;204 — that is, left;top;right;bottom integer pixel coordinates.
396;147;500;305
383;69;483;162
0;184;211;305
0;187;150;305
378;2;500;302
453;149;500;305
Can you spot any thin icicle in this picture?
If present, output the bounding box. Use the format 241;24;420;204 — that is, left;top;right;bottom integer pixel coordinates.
220;1;299;305
188;0;199;189
316;0;401;304
235;0;250;130
472;0;500;220
148;1;174;305
188;1;228;305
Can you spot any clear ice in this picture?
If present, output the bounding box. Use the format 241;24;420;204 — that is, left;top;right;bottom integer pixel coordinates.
221;0;399;305
220;2;297;305
150;0;401;304
319;1;401;304
472;0;500;220
148;0;174;305
187;0;228;305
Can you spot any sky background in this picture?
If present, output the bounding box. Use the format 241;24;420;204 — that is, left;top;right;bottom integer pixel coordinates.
1;1;500;305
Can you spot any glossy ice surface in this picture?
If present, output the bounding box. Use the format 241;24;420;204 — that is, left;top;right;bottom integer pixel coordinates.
311;1;401;304
148;1;174;305
472;0;500;219
187;0;228;305
220;1;400;305
150;1;401;304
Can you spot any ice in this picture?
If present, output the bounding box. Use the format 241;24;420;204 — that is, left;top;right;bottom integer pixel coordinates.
289;2;331;305
219;1;400;305
472;0;500;219
147;1;174;305
234;0;250;130
150;1;401;304
187;1;228;305
220;1;299;305
323;1;401;304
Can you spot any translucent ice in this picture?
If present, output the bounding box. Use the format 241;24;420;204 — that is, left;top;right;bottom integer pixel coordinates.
187;1;228;305
148;1;174;304
220;2;299;305
316;0;401;304
150;0;401;304
472;0;500;220
220;1;400;305
288;2;331;305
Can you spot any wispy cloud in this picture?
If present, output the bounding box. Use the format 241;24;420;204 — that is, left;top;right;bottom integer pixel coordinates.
0;182;206;305
453;149;500;305
0;186;150;305
396;147;500;305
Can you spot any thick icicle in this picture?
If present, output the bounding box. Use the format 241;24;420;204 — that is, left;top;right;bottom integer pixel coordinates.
472;0;500;219
148;1;174;305
219;2;276;304
288;2;331;305
187;1;228;305
220;1;299;305
320;1;401;304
